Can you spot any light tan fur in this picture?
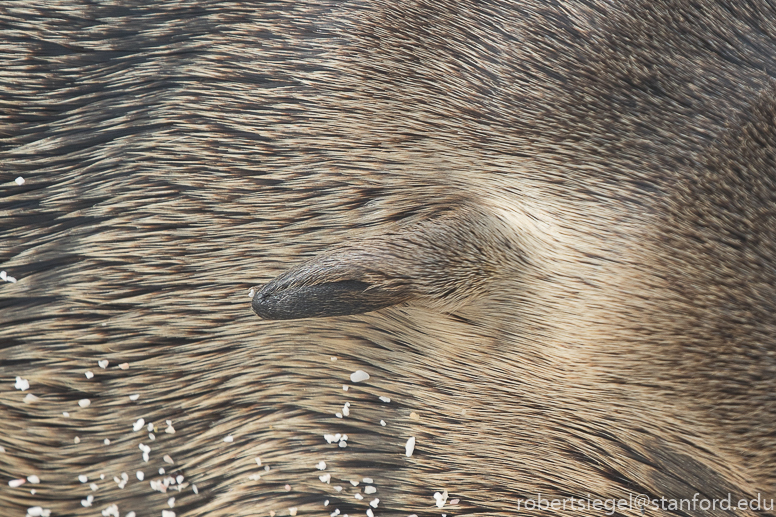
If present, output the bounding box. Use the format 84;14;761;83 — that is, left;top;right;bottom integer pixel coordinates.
1;1;775;516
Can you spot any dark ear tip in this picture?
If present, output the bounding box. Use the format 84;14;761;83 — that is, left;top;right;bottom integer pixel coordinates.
250;284;272;319
250;280;409;320
252;281;296;319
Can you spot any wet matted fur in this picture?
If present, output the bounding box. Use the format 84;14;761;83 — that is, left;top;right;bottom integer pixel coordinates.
1;1;776;516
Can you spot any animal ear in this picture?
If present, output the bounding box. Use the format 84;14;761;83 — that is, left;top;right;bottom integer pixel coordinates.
251;208;500;319
250;240;417;320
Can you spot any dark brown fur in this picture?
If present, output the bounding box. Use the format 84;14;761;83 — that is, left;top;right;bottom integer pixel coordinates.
2;1;776;516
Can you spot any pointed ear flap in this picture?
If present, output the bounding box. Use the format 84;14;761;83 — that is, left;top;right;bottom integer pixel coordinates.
251;207;505;320
251;239;418;320
251;250;412;320
251;279;410;320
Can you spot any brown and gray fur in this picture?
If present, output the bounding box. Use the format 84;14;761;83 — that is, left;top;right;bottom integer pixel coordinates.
2;0;776;516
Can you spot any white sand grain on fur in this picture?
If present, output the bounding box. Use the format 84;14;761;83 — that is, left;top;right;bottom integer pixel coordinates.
350;370;369;382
